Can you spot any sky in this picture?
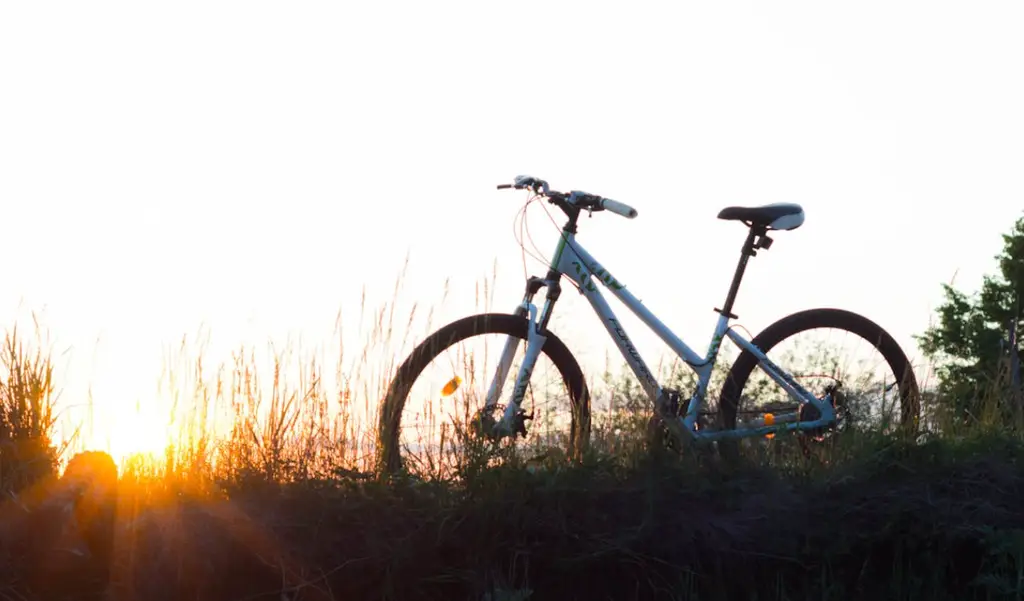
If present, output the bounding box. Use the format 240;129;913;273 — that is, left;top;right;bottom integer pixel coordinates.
2;1;1022;459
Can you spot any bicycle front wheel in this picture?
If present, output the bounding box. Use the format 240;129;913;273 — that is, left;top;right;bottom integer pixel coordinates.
717;308;921;460
377;313;591;477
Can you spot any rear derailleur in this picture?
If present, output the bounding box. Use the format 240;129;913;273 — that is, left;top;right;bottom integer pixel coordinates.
796;382;851;456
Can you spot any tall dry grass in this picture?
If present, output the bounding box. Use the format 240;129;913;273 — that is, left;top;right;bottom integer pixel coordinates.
0;320;66;494
1;269;1023;600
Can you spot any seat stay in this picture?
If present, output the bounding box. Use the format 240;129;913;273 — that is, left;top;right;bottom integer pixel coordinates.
536;204;808;431
544;229;836;443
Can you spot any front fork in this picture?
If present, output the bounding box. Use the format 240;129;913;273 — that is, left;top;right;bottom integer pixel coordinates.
483;275;559;439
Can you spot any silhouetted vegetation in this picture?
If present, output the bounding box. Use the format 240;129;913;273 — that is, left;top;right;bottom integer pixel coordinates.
2;210;1024;599
918;213;1024;429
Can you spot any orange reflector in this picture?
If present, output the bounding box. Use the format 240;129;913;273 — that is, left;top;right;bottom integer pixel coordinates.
441;376;461;397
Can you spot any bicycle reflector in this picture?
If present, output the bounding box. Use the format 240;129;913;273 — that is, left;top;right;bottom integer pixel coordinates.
441;376;461;397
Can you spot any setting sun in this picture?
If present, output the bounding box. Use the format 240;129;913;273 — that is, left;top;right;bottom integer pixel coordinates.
1;1;1022;599
84;404;176;466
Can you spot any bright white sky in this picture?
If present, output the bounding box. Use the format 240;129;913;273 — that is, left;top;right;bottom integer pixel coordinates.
2;1;1022;459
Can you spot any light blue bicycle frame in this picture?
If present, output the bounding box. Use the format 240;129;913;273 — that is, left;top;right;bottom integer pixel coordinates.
484;228;837;444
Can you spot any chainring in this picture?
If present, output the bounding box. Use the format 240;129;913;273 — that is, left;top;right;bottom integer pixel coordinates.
647;388;711;454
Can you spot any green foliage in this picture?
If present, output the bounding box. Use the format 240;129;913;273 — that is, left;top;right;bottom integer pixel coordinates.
917;214;1024;428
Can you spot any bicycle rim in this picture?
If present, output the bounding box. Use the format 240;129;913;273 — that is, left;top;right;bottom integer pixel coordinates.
378;313;590;478
718;308;921;460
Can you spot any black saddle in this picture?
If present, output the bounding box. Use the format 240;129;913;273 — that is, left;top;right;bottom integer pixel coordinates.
717;203;805;231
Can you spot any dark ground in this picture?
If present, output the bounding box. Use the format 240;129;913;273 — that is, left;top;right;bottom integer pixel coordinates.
2;436;1023;601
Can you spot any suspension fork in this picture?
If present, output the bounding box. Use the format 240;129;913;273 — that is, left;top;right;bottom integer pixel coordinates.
484;275;561;436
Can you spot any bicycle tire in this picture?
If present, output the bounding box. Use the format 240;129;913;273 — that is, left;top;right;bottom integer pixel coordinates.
717;308;921;460
377;312;591;475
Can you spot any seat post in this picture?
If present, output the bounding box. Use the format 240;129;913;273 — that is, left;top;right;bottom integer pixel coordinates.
715;225;768;319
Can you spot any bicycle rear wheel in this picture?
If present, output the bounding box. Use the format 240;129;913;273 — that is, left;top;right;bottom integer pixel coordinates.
377;313;591;477
717;308;921;461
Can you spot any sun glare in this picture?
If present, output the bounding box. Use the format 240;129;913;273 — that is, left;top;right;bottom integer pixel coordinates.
86;407;175;466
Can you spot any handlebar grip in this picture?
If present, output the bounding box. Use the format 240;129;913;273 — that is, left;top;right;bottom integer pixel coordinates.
600;198;638;219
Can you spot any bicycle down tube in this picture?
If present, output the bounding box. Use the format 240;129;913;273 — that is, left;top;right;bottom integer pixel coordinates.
492;229;838;441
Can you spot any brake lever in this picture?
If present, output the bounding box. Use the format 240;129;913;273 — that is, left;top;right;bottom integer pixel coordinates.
498;177;555;198
496;181;535;192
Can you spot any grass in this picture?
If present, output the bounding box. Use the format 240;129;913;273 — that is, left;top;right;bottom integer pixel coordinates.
2;275;1024;601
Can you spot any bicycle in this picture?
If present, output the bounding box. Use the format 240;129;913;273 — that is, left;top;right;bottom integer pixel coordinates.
378;175;921;475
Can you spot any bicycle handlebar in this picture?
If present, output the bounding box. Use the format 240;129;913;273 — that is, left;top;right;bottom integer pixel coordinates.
599;197;638;219
496;175;639;220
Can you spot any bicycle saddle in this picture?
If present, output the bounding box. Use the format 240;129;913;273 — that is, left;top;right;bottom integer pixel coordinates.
717;203;805;231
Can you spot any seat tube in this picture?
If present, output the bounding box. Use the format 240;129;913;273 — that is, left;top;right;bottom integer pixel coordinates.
716;227;761;318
